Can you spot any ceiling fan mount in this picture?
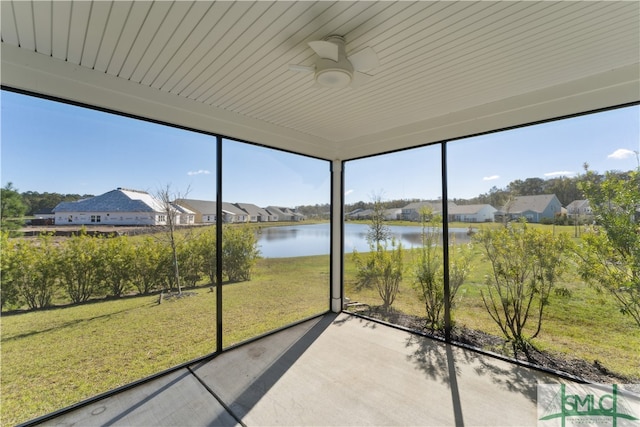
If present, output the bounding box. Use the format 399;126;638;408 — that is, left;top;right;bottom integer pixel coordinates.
289;35;379;89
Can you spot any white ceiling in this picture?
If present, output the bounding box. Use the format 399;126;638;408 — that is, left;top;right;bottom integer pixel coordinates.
2;1;639;160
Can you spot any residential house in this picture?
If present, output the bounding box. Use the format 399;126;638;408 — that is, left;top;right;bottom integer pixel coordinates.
266;206;305;221
495;194;562;223
566;200;592;217
347;208;373;220
177;199;249;223
449;204;496;223
234;203;273;222
172;204;195;225
401;201;457;222
384;208;402;220
53;188;177;226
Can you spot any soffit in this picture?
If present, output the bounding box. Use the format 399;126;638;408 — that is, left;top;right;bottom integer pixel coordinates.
1;1;639;160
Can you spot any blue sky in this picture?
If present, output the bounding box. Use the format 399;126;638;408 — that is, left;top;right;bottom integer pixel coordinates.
346;105;640;202
1;90;638;207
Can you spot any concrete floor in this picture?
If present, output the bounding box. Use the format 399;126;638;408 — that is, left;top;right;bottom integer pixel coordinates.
40;312;580;426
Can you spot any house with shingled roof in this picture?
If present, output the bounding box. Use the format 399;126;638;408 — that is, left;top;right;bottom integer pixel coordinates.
234;203;275;222
495;194;562;223
53;188;186;226
401;200;457;222
177;199;249;223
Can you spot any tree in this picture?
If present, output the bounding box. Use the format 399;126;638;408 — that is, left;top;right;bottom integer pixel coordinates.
577;167;640;326
60;229;104;303
1;182;27;233
1;231;20;309
352;191;403;309
366;192;390;245
474;221;572;355
99;235;134;297
131;237;167;295
20;191;93;216
353;239;404;309
177;235;204;288
222;225;260;282
1;234;61;309
156;185;189;295
196;227;218;286
412;209;471;330
26;233;61;308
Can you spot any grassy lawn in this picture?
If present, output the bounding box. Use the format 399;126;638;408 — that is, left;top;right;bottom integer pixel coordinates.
344;245;640;380
0;256;329;426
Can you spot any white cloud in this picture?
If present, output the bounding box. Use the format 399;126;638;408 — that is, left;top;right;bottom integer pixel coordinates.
344;189;354;196
544;171;575;177
187;170;211;176
608;148;636;160
483;175;499;181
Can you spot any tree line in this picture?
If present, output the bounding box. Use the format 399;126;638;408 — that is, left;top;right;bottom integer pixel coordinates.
0;226;259;311
297;170;635;216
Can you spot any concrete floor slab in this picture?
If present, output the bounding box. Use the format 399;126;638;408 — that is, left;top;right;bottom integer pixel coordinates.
192;313;573;426
39;368;239;426
40;312;600;426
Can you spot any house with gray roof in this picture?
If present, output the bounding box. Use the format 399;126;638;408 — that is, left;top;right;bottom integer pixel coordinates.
171;204;195;225
234;203;274;222
266;206;305;222
566;200;592;216
177;199;249;223
401;201;457;222
53;188;183;226
495;194;562;223
448;204;496;223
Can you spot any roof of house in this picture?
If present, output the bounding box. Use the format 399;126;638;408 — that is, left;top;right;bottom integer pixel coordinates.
177;199;246;216
566;200;590;211
348;209;374;217
234;203;270;217
171;204;195;215
266;206;284;215
53;188;166;213
501;194;559;214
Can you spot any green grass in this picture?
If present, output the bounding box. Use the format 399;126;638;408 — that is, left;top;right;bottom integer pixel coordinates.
0;255;329;426
344;246;640;380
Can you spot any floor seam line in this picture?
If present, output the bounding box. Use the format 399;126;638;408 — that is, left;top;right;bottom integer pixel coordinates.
188;365;247;427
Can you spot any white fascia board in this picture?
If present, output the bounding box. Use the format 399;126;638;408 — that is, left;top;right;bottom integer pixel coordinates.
0;44;336;160
339;63;640;160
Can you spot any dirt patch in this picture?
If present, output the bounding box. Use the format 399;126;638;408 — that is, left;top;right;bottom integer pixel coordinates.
348;305;638;384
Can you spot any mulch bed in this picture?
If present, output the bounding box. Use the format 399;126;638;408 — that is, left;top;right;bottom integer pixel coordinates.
349;305;638;384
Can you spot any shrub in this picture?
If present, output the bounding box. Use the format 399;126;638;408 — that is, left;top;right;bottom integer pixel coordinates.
577;168;640;326
59;229;104;303
412;211;472;330
222;225;260;282
474;221;572;354
353;239;404;309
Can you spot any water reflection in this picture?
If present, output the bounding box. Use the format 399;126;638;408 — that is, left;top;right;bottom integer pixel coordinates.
257;223;471;258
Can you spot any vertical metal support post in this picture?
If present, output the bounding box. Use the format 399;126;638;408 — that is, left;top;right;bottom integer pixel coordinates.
441;142;452;342
216;136;223;353
330;160;344;312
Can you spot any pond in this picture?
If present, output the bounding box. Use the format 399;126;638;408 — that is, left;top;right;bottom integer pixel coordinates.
256;223;473;258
